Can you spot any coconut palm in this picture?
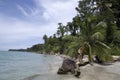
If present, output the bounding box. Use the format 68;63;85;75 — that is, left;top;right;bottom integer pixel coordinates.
73;0;113;64
66;16;80;36
66;22;74;35
57;23;66;37
63;15;112;64
77;15;113;64
43;34;48;44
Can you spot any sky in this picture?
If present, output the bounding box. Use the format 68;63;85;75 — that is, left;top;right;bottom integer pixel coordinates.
0;0;78;50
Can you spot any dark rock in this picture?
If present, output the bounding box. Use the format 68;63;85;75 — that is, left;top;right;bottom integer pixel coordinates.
57;58;81;78
57;68;67;74
57;58;76;74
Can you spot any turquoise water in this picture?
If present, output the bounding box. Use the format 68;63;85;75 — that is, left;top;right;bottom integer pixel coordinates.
1;51;119;80
0;51;62;80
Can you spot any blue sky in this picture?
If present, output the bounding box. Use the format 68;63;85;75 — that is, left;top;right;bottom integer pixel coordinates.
0;0;77;50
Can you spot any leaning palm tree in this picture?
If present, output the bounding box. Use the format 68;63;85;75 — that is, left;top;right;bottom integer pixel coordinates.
64;0;113;64
64;15;112;65
77;15;113;64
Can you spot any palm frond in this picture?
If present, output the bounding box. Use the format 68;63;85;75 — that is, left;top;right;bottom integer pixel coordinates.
96;41;111;49
91;31;104;41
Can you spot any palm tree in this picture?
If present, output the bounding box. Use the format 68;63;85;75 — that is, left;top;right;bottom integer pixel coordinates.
73;0;114;64
43;34;48;44
56;23;66;54
57;23;66;37
66;16;80;36
66;22;74;35
77;15;112;64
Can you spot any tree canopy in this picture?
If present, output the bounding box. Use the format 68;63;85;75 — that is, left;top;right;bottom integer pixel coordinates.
27;0;120;63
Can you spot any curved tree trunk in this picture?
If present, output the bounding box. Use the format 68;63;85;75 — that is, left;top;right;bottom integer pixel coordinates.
88;43;93;65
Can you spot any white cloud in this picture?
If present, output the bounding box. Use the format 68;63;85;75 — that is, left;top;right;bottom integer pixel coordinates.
0;16;57;40
17;0;78;23
35;0;78;23
17;4;42;19
0;0;78;50
0;15;58;50
17;5;29;17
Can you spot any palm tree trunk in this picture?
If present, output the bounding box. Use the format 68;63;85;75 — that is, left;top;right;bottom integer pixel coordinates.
87;43;93;65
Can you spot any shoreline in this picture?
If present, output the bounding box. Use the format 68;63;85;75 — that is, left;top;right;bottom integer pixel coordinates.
22;56;120;80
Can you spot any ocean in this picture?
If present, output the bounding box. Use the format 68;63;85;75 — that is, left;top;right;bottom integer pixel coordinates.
0;51;63;80
1;51;120;80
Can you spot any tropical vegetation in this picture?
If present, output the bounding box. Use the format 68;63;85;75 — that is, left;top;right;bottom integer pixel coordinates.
27;0;120;64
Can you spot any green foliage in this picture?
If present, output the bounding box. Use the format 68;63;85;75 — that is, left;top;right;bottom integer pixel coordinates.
62;35;79;57
110;45;120;56
27;0;120;64
111;49;120;56
27;44;44;53
43;34;48;44
92;41;113;62
111;0;120;28
57;23;66;37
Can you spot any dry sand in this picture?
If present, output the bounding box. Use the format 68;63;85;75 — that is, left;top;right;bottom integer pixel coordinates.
34;63;120;80
80;62;120;80
24;56;120;80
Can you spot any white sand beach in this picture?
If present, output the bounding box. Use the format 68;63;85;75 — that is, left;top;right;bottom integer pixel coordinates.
28;57;120;80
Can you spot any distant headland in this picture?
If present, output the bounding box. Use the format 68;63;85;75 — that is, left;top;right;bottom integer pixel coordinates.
8;49;27;51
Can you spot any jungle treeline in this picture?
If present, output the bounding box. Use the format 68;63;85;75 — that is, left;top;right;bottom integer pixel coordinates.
27;0;120;63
